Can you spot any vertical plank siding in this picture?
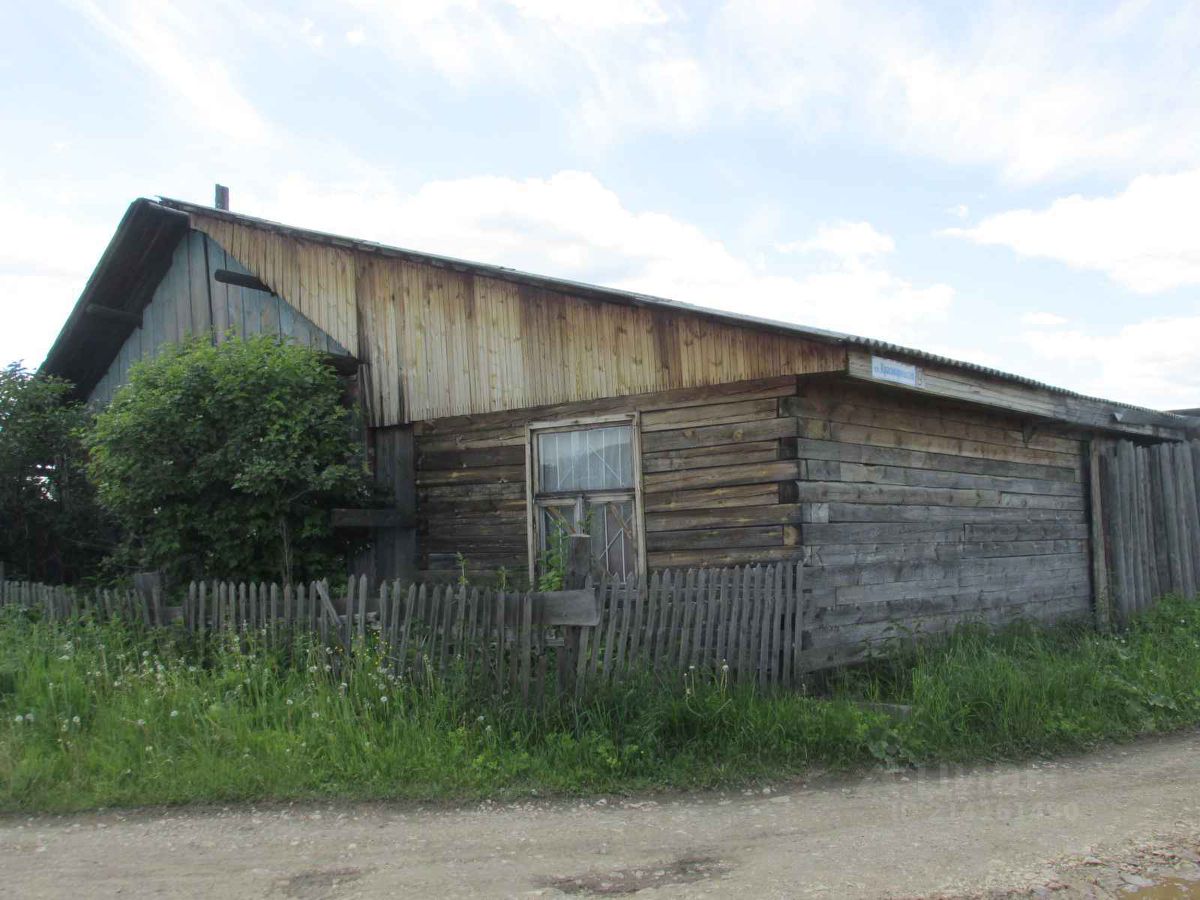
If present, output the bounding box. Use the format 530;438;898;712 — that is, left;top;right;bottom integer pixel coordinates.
1097;439;1200;625
87;229;350;407
186;214;847;426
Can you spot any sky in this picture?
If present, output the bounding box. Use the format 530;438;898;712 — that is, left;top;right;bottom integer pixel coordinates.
3;0;1200;410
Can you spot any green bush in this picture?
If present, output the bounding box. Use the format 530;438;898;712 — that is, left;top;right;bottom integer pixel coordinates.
0;362;109;582
85;336;369;584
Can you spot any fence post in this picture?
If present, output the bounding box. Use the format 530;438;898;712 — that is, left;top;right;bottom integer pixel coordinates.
133;571;162;627
559;534;591;693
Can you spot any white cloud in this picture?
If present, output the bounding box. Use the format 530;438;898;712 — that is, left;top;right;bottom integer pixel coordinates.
946;204;969;220
1020;311;1069;327
0;201;113;368
949;168;1200;293
345;28;366;45
508;0;670;29
711;2;1200;183
246;170;952;343
330;1;1200;182
300;18;325;48
1022;316;1200;410
778;221;894;261
332;0;708;143
70;0;269;144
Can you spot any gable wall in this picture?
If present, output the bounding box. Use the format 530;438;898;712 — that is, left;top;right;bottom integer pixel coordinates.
88;230;346;406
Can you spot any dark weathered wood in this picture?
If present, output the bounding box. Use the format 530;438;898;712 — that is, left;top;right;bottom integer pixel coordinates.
642;416;799;453
531;589;600;626
647;525;785;552
332;508;415;528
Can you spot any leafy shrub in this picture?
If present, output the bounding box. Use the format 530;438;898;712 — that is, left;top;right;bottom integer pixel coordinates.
85;336;369;584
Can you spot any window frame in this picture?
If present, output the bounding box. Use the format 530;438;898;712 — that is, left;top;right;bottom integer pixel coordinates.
525;412;646;584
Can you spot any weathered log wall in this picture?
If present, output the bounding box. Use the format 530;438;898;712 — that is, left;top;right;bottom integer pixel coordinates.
792;380;1092;668
413;376;806;582
414;375;1096;671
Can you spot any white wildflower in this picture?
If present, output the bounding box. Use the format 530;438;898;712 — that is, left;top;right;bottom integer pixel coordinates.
72;715;81;725
136;719;146;727
170;710;179;718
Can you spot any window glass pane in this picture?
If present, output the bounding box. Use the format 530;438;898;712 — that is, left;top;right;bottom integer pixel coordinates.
540;504;579;545
537;425;632;491
587;499;636;579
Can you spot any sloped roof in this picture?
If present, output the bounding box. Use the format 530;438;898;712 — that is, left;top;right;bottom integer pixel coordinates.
42;196;1196;434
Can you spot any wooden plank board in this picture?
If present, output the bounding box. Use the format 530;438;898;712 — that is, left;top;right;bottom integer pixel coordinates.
798;418;1080;469
641;399;781;432
644;460;799;493
805;459;1082;497
642;442;780;473
791;391;1082;455
647;525;784;551
642;416;800;453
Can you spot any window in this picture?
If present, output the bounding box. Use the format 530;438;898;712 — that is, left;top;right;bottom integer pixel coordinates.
529;419;641;581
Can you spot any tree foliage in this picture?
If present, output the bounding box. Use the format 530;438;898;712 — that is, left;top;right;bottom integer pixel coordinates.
86;337;369;584
0;363;109;582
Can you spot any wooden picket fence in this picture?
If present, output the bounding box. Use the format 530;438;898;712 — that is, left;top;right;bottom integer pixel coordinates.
1095;438;1200;625
0;562;806;699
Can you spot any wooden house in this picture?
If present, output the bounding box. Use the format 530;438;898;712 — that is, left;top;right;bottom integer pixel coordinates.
43;196;1200;668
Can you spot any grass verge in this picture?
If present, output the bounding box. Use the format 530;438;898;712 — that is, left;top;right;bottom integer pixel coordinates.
2;597;1199;812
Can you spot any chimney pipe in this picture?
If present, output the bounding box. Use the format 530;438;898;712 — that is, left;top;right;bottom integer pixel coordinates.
214;184;230;211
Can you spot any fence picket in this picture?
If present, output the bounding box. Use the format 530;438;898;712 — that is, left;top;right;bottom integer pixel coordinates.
4;561;826;697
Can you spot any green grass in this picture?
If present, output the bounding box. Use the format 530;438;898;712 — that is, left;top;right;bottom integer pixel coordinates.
2;597;1200;812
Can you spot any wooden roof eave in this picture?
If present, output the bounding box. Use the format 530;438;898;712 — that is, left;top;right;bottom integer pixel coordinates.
40;199;190;396
842;349;1193;441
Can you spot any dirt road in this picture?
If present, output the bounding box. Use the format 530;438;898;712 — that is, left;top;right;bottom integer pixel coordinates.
3;731;1200;899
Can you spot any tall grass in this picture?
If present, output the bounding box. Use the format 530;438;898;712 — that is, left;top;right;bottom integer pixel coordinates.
2;597;1199;812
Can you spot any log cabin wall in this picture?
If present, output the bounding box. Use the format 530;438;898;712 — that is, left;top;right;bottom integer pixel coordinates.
413;376;807;582
791;379;1092;669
